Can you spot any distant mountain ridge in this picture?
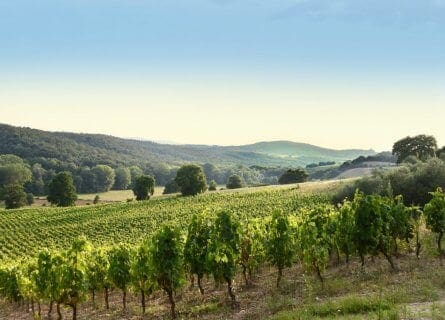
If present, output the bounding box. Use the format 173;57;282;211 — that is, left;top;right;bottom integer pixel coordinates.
0;123;375;169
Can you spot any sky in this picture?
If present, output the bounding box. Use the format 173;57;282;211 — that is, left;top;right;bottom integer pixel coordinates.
0;0;444;151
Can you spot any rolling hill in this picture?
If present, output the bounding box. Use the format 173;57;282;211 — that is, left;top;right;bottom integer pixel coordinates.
0;123;375;169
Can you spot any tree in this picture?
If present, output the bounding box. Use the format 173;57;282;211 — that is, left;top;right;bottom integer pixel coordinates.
163;179;180;194
278;168;308;184
131;240;156;314
113;167;131;190
47;172;77;207
226;175;244;189
207;211;241;308
184;212;212;295
393;135;437;163
151;224;184;319
0;157;32;187
26;193;34;205
424;188;445;257
27;163;46;196
265;210;295;287
129;166;144;187
108;245;132;311
92;165;115;192
208;180;218;191
132;175;155;201
3;184;27;209
202;163;221;184
175;164;207;196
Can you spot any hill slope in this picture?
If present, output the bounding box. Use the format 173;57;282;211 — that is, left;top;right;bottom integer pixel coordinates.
0;123;374;169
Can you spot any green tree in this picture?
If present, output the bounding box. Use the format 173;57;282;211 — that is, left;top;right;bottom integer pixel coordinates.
226;174;244;189
423;188;445;257
208;180;218;191
0;162;32;187
26;193;34;205
132;175;155;201
265;210;295;287
113;167;131;190
207;211;241;308
175;164;207;196
278;168;308;184
151;225;184;318
184;212;212;295
108;245;132;311
3;184;27;209
393;135;437;163
131;240;156;314
92;165;115;192
163;179;180;194
47;172;77;207
129;166;144;187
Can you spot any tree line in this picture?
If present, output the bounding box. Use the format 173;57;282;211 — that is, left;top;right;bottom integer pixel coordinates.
1;159;308;209
1;187;444;319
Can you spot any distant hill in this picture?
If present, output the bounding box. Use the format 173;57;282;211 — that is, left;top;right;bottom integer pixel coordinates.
0;123;375;169
229;141;375;164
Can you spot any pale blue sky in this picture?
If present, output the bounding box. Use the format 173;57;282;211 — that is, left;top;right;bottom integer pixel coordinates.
0;0;444;150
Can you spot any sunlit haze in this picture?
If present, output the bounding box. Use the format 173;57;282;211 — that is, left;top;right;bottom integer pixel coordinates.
1;0;444;151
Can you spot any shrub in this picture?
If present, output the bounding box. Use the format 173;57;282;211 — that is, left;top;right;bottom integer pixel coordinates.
226;175;244;189
279;168;308;185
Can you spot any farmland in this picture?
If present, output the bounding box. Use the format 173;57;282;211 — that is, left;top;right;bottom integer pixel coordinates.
1;180;445;320
0;182;336;264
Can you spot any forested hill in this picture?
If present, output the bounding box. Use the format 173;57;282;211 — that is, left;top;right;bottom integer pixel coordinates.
0;123;374;169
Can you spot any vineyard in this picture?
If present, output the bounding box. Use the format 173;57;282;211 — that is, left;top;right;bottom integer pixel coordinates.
1;185;445;319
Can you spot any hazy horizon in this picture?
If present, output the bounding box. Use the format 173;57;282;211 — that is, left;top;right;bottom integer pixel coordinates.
1;0;444;151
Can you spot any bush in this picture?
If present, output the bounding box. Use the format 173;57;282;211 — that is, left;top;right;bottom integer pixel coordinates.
208;180;218;191
26;193;34;205
279;168;308;185
163;179;180;195
226;175;243;189
332;158;445;206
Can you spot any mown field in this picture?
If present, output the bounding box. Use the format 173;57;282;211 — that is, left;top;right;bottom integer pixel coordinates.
0;181;342;264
